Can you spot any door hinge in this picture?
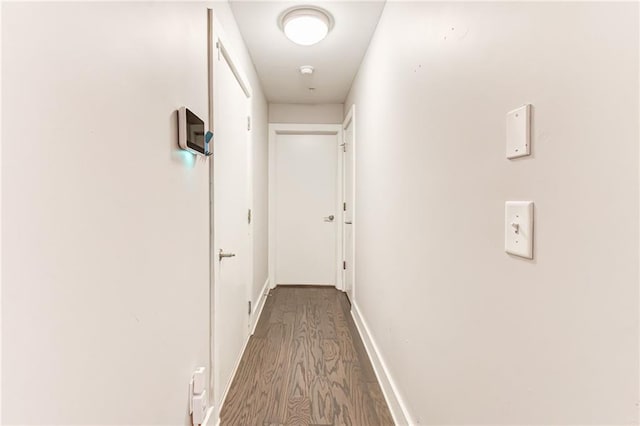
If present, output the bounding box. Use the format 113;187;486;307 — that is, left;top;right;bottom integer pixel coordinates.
343;202;347;211
248;301;252;315
343;261;347;270
216;41;220;60
247;116;251;131
248;208;252;224
341;143;347;153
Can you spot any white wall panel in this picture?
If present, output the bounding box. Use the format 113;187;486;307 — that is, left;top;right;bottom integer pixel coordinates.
346;2;639;424
1;2;268;424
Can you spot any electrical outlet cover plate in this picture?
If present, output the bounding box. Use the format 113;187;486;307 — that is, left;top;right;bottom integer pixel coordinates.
506;104;531;159
192;390;208;425
505;201;534;259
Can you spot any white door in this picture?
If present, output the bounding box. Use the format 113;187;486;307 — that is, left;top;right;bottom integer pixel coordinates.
212;42;250;409
274;132;340;285
343;107;355;300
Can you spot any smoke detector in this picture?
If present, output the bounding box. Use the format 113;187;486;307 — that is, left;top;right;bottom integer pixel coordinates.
299;65;314;75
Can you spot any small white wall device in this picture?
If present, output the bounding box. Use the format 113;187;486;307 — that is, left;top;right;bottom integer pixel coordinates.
505;201;534;259
189;367;208;425
178;107;212;156
506;104;531;159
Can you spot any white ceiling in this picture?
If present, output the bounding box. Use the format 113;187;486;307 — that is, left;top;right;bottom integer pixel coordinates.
229;1;385;104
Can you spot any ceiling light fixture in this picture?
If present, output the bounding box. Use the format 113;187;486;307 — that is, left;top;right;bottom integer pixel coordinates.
280;7;333;46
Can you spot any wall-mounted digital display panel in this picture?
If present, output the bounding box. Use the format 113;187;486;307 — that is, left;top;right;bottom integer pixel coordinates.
178;107;210;156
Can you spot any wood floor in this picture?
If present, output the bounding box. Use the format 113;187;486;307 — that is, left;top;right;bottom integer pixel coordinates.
220;286;395;426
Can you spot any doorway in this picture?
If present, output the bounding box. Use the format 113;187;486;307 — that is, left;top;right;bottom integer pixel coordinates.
269;124;343;288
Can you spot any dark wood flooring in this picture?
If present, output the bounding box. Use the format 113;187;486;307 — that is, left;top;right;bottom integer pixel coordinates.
220;286;395;426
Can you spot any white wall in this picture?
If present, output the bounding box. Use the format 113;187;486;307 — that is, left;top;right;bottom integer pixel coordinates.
1;2;268;424
346;2;639;425
0;2;4;422
269;103;344;124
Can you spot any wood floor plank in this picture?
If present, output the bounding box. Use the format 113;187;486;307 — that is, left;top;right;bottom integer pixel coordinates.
309;376;333;424
220;337;267;425
284;396;311;426
259;322;294;424
367;382;395;426
220;286;394;426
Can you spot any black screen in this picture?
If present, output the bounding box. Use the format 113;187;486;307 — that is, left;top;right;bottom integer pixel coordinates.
185;108;206;154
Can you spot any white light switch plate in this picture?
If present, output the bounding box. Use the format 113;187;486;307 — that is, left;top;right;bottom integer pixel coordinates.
505;201;534;259
506;104;531;159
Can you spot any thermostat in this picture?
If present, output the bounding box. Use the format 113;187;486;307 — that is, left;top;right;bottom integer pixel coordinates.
178;107;212;156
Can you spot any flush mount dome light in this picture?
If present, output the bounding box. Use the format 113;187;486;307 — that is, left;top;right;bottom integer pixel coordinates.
280;7;333;46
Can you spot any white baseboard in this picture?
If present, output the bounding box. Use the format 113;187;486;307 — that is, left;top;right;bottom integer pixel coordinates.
350;302;413;425
201;406;215;426
251;278;270;335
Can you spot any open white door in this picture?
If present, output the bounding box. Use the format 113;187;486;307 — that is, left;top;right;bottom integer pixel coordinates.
342;106;355;301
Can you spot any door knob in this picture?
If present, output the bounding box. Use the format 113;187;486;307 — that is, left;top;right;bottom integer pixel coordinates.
324;215;335;222
219;249;236;261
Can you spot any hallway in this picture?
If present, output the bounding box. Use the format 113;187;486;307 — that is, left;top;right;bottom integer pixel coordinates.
220;287;393;425
2;1;639;425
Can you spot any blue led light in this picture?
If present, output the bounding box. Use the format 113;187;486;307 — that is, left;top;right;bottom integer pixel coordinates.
177;150;196;168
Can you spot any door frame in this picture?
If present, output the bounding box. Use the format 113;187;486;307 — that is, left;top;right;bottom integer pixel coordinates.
268;123;344;291
342;105;356;301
